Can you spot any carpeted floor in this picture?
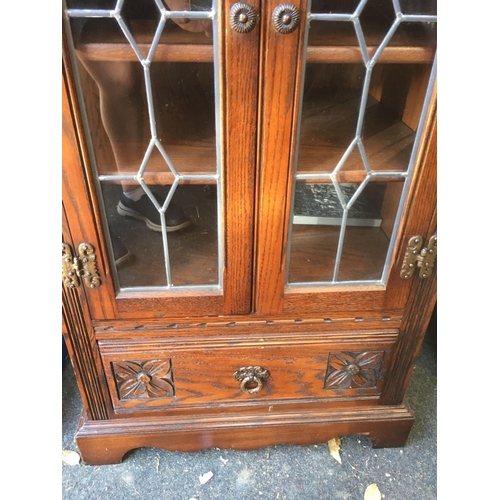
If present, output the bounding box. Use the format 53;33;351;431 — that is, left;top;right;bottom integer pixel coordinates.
62;329;436;500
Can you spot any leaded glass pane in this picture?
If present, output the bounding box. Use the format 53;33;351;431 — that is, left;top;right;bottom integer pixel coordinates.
287;0;436;286
64;0;222;291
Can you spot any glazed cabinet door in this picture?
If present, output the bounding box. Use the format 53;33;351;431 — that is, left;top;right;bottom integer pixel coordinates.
62;0;259;319
255;0;437;316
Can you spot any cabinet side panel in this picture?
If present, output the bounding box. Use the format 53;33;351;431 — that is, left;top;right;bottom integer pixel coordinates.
62;206;112;421
384;103;437;308
379;108;437;404
380;211;437;405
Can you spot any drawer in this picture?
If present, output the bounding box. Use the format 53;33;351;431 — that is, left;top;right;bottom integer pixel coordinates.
99;332;398;414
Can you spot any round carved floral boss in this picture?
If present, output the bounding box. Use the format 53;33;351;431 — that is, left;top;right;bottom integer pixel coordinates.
272;3;300;35
230;2;258;33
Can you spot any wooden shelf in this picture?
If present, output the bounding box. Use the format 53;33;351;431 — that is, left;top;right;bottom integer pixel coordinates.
75;18;435;65
307;20;436;64
296;90;415;183
99;141;217;185
99;92;413;185
76;20;214;62
288;225;390;283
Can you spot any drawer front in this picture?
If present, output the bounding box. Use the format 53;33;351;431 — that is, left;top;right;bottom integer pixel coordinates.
99;332;397;414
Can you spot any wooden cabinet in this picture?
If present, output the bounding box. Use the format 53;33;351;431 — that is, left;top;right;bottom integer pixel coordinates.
62;0;437;465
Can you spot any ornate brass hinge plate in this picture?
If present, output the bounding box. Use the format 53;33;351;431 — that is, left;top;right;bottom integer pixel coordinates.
62;242;101;289
400;234;437;279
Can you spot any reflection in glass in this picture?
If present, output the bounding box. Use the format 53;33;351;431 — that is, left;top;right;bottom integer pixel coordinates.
310;0;359;15
287;0;436;286
336;181;404;282
399;0;437;16
289;181;401;283
102;183;218;288
65;0;221;290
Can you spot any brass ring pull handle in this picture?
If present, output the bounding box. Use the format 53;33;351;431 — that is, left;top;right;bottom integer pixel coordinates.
272;3;300;34
230;2;258;33
233;366;270;394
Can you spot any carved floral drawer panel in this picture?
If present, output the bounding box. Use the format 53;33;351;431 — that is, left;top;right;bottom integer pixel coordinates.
99;331;397;414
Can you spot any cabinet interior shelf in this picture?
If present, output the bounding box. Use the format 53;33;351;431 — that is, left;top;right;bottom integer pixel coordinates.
296;90;416;184
307;19;436;64
100;142;218;186
99;91;413;186
76;20;435;64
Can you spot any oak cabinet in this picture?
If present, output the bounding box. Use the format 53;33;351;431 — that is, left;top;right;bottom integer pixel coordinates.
62;0;437;465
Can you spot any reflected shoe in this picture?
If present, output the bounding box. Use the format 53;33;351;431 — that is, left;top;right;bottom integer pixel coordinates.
117;192;190;232
110;231;131;268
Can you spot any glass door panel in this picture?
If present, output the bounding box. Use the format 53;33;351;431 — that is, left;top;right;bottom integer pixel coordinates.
287;0;436;287
64;0;222;291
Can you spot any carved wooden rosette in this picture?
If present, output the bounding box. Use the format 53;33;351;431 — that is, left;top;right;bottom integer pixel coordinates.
112;359;175;401
324;350;389;394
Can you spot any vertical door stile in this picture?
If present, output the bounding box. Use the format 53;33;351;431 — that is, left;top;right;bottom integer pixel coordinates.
62;55;118;320
223;0;262;315
384;105;437;309
254;0;309;315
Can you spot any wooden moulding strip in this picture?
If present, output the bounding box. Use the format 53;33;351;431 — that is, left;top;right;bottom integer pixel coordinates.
92;312;404;334
75;405;414;463
78;405;414;434
96;329;399;352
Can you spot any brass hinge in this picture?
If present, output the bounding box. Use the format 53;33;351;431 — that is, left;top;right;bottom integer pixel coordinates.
400;234;437;279
62;242;101;289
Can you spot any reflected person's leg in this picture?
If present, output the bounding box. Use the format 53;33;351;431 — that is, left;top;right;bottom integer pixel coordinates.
79;59;145;192
78;58;190;232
